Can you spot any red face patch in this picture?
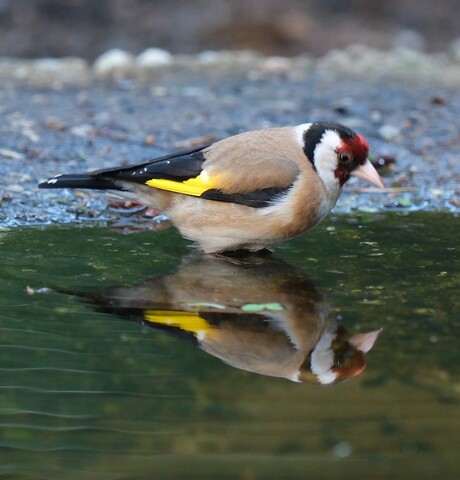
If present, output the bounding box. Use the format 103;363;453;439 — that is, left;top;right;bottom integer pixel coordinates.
340;134;369;165
334;134;369;187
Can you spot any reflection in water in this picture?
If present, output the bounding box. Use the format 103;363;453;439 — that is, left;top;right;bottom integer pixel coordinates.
71;255;380;385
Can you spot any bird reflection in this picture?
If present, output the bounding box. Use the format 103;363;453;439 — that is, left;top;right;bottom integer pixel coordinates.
76;255;380;385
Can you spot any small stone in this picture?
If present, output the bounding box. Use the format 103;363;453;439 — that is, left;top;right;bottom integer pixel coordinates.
431;95;447;105
332;442;353;458
70;124;94;138
8;184;25;193
136;48;173;68
370;110;383;122
197;50;220;64
93;49;136;79
0;148;24;160
45;118;67;131
262;56;292;73
378;124;401;141
372;154;396;170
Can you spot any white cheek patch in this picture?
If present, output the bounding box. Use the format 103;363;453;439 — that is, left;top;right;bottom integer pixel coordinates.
313;130;342;188
295;125;343;192
310;329;337;385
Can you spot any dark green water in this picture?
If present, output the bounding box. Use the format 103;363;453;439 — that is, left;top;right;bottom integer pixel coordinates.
0;213;458;479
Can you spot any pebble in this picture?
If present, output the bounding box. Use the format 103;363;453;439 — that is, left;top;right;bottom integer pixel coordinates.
136;48;173;68
93;49;136;79
332;442;353;458
0;148;24;160
8;184;25;193
262;56;292;73
70;124;94;138
378;124;401;141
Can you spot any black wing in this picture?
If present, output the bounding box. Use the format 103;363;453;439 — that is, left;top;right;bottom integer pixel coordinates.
93;146;208;183
39;146;208;190
201;187;290;208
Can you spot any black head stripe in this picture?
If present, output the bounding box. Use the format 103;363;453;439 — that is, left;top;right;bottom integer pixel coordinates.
302;122;356;168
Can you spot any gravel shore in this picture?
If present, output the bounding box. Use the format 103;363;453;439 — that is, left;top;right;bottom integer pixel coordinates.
1;46;459;228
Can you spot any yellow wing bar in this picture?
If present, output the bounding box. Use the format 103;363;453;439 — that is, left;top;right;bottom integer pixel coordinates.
145;172;215;197
144;309;211;335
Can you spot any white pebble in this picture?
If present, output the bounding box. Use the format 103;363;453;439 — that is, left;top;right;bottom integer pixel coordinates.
93;49;136;78
0;148;24;160
332;441;353;458
136;48;173;68
263;56;292;73
378;124;401;141
70;124;94;138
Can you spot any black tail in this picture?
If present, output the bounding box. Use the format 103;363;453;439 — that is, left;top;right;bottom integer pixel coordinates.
39;173;122;190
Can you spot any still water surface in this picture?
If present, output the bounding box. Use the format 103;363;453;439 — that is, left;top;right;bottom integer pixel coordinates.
0;213;458;479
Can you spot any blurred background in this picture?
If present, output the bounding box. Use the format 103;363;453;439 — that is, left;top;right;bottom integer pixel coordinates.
0;0;458;60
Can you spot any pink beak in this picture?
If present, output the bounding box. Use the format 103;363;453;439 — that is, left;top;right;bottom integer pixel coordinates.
348;329;382;353
351;159;384;188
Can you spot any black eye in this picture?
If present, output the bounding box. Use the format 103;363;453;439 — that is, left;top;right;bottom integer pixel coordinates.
335;354;345;367
338;153;351;164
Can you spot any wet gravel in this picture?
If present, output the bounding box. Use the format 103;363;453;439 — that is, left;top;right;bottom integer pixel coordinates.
1;48;459;228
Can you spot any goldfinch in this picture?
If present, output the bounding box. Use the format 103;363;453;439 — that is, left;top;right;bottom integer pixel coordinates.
39;121;384;253
68;254;381;384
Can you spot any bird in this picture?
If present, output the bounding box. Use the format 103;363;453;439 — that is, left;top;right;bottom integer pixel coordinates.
39;121;384;253
61;254;381;384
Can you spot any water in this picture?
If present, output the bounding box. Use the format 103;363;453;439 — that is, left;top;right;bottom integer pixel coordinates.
0;212;458;479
